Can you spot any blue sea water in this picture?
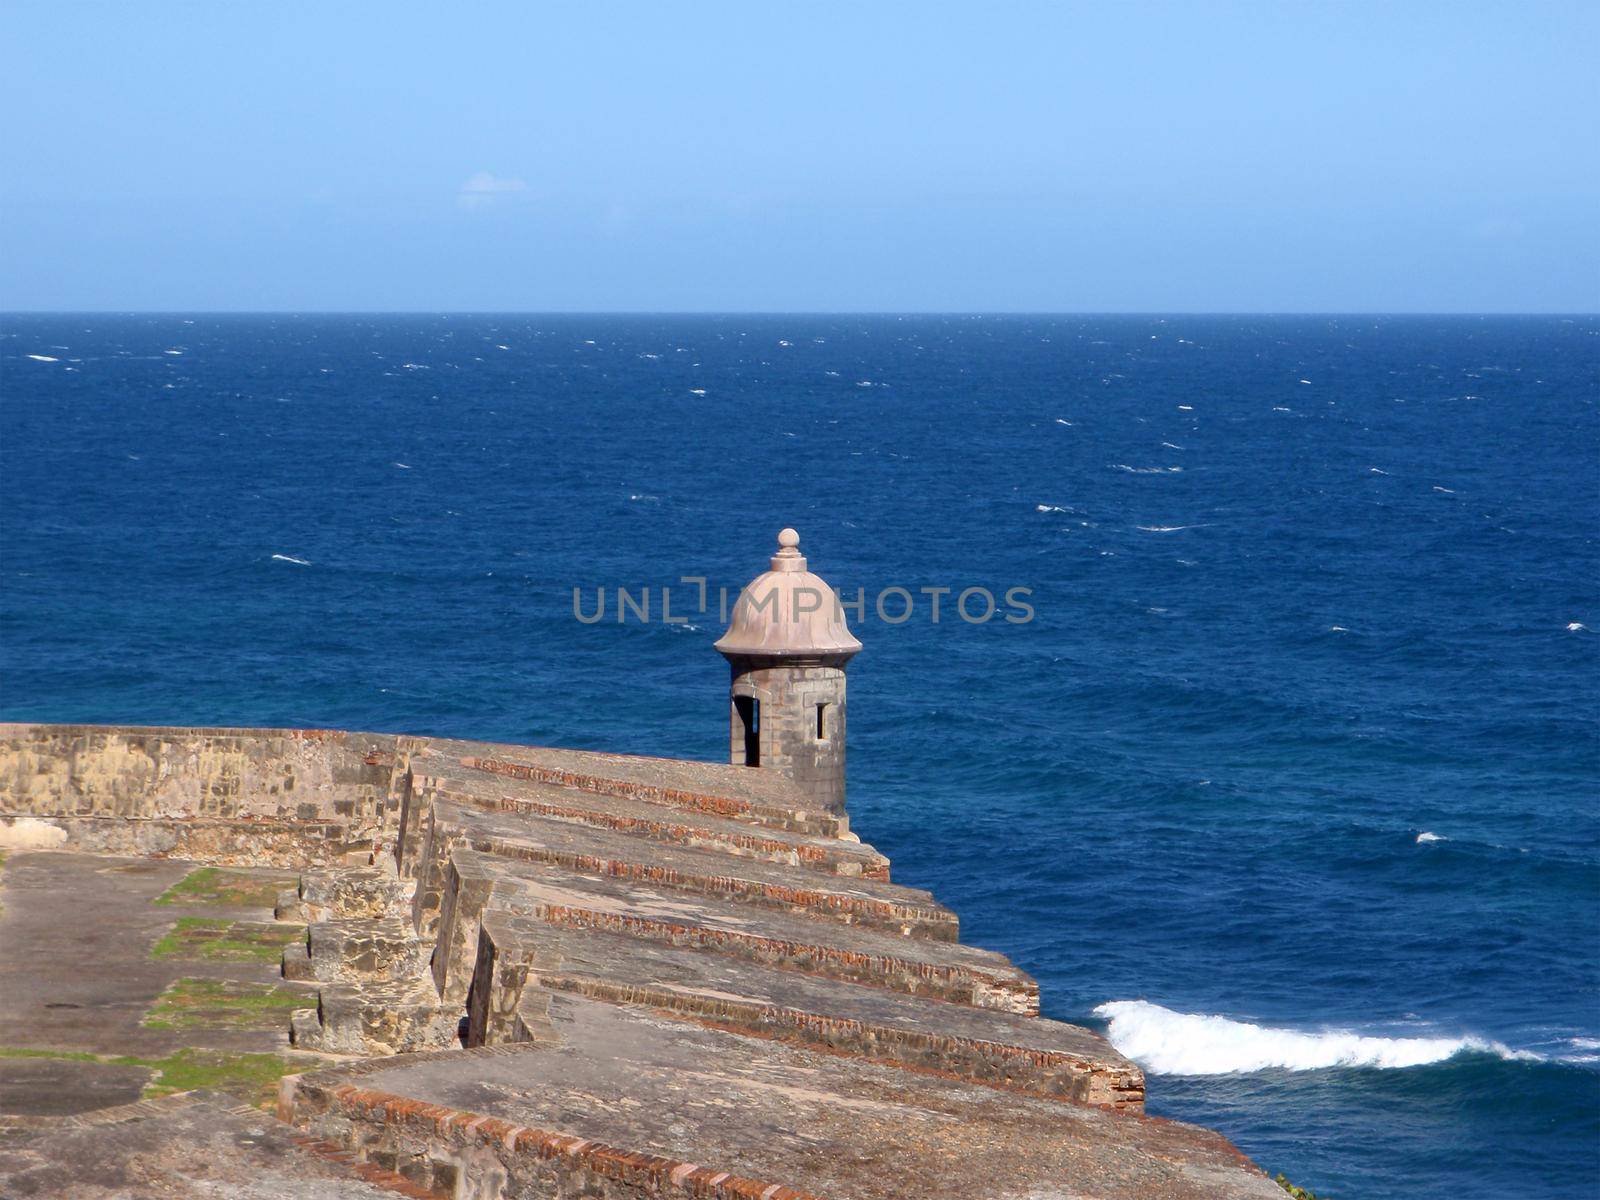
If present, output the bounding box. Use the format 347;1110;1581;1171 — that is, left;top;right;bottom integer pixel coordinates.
2;313;1596;1197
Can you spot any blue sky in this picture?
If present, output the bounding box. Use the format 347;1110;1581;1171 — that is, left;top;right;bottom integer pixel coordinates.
2;2;1595;312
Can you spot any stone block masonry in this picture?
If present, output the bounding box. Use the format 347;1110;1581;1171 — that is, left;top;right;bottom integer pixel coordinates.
0;722;1284;1199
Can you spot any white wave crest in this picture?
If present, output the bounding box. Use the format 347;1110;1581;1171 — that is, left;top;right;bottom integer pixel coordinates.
1137;524;1205;533
271;554;311;566
1416;831;1446;844
1093;1000;1537;1075
26;354;59;362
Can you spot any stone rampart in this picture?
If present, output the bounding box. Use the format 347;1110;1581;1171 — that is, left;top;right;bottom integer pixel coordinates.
0;723;1285;1200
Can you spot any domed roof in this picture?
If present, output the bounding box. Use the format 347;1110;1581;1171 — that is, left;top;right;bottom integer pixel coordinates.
714;528;862;659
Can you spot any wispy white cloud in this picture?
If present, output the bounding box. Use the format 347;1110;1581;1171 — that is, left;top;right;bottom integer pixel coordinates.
458;171;528;210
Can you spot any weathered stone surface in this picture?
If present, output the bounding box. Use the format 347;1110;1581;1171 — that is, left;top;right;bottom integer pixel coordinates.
0;724;395;832
0;812;368;866
284;997;1281;1200
0;724;1280;1198
424;735;846;834
418;794;953;938
435;847;1039;1013
404;752;887;880
469;912;1143;1107
291;980;457;1056
0;1093;436;1198
296;865;410;921
297;918;428;984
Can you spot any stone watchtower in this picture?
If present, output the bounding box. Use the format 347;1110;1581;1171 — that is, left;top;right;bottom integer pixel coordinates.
714;529;861;815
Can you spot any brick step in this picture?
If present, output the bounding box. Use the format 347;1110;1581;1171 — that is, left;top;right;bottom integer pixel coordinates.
285;918;428;984
433;850;1038;1014
413;798;954;944
400;760;888;883
470;913;1143;1109
289;980;459;1057
282;1000;1284;1200
420;737;845;836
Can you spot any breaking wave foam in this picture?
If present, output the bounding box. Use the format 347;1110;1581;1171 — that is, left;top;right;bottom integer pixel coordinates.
1093;1000;1539;1075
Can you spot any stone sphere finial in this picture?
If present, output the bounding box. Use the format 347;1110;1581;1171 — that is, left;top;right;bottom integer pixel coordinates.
771;527;805;571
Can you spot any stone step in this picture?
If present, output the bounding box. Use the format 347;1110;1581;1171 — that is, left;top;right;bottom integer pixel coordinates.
281;940;313;981
292;918;428;984
469;912;1143;1109
296;866;409;921
413;797;954;945
400;759;888;885
274;886;304;922
283;997;1285;1200
288;981;459;1056
421;737;845;835
433;849;1038;1014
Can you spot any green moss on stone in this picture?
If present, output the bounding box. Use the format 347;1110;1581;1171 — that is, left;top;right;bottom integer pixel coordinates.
150;916;303;962
0;1044;328;1108
154;866;292;909
142;976;309;1030
0;1045;101;1063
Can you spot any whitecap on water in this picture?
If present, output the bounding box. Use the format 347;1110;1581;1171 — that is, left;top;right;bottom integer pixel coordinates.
271;554;311;566
1565;622;1586;632
26;354;58;362
1093;999;1537;1075
1416;831;1446;844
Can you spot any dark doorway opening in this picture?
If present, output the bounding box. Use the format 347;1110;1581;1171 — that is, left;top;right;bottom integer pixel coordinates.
735;695;760;766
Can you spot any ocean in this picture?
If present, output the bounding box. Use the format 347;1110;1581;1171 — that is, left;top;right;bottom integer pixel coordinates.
2;313;1596;1197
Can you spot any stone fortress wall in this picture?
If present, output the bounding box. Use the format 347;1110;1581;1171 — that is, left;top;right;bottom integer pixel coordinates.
0;720;1284;1200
